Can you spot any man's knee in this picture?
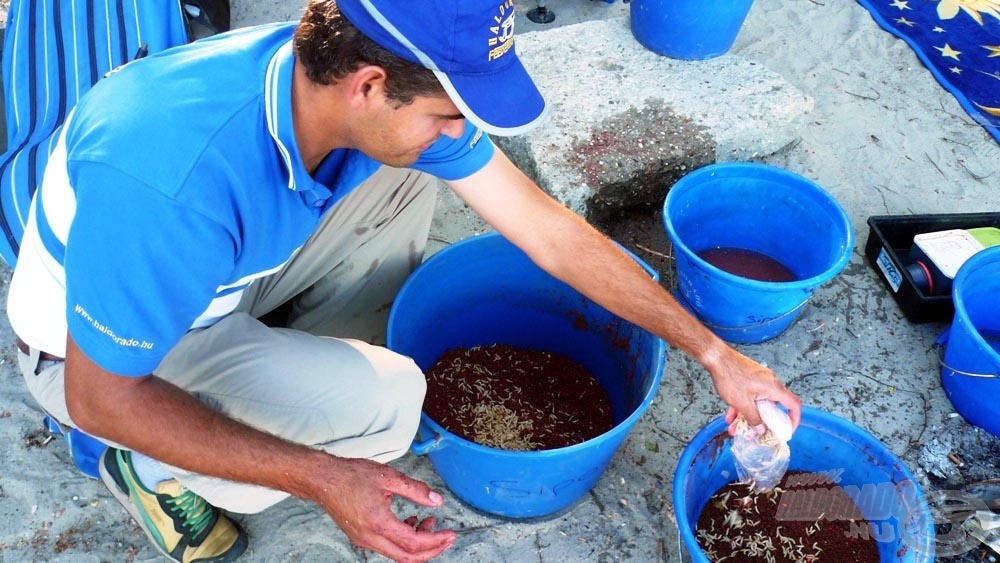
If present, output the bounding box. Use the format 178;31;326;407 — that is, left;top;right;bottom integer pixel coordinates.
310;340;426;460
357;346;427;457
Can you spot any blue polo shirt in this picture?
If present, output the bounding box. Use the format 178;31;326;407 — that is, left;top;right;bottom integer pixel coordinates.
7;23;494;376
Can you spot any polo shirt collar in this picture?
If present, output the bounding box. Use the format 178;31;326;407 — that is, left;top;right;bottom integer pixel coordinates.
264;41;327;201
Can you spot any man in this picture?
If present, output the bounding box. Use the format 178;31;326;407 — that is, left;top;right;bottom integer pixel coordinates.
7;1;802;562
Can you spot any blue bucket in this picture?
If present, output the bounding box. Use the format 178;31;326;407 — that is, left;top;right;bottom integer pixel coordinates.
673;407;935;562
940;246;1000;436
662;162;853;343
387;232;666;518
630;0;755;60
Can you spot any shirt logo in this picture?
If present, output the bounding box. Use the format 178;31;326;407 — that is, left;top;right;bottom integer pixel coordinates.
487;0;516;62
470;129;484;149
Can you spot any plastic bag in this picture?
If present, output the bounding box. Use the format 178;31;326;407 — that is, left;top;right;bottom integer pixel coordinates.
731;400;793;493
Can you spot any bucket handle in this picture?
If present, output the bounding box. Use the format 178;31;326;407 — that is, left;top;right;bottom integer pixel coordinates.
935;328;1000;379
410;433;446;455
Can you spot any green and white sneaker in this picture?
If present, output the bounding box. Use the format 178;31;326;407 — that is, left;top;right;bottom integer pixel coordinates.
100;448;248;563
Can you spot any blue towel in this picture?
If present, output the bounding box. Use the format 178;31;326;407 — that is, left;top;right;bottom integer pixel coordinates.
856;0;1000;144
0;0;190;268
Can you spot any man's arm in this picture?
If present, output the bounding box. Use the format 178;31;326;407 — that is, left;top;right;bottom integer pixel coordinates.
64;335;455;563
445;149;802;428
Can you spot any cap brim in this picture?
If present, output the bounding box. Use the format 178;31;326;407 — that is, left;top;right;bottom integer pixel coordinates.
341;0;548;136
435;56;549;137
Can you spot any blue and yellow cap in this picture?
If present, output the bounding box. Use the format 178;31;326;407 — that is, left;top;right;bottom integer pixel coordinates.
338;0;549;136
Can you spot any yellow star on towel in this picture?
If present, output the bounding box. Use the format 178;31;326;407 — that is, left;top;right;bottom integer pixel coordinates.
936;43;962;60
950;66;963;74
891;0;910;9
985;45;1000;57
975;102;1000;117
896;16;915;26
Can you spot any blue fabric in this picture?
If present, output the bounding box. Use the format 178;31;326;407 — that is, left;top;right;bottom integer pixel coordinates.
856;0;1000;143
0;0;191;268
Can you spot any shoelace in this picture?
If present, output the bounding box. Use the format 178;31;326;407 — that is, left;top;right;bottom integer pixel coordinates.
165;489;214;539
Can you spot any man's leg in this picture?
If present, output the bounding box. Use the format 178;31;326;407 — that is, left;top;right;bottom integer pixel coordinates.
152;312;426;513
156;166;438;512
19;166;438;514
238;166;438;344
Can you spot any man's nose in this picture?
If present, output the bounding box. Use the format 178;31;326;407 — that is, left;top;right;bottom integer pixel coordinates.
441;118;466;139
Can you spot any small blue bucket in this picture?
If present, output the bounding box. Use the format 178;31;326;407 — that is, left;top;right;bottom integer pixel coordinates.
940;246;1000;436
387;232;666;518
662;162;853;344
673;407;935;562
630;0;755;60
44;416;106;479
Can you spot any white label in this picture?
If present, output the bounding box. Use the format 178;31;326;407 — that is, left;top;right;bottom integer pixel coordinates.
876;247;903;293
913;229;984;279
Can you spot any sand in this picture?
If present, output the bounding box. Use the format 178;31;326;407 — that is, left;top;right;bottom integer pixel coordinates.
1;0;999;562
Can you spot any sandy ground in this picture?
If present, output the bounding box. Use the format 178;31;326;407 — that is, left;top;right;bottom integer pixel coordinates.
1;0;1000;562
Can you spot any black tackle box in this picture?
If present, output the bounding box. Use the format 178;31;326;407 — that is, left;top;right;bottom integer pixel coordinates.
864;213;1000;323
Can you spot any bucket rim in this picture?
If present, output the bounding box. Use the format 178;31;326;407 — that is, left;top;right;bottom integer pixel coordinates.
388;232;662;339
662;162;855;290
389;231;668;458
671;405;934;562
396;231;661;283
951;246;1000;371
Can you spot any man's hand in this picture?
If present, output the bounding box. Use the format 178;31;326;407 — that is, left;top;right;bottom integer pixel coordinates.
704;344;802;433
316;457;456;563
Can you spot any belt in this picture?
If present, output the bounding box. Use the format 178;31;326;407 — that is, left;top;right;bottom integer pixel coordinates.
15;337;64;362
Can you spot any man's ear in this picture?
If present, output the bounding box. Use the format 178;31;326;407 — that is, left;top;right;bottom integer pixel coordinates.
346;65;389;110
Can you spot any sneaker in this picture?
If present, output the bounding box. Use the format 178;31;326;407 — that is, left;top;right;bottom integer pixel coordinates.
99;448;248;563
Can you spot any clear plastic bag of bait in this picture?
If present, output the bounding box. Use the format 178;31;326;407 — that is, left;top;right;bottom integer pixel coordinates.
731;400;793;493
732;422;790;492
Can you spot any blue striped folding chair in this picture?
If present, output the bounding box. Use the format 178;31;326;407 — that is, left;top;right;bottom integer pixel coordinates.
0;0;193;478
0;0;191;269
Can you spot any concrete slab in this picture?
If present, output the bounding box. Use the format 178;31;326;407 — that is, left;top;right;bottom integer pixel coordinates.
499;17;813;219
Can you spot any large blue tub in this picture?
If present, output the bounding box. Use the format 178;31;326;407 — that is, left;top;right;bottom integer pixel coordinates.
388;232;666;518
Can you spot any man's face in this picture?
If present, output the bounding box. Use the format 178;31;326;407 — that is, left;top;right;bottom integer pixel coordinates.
357;93;467;168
